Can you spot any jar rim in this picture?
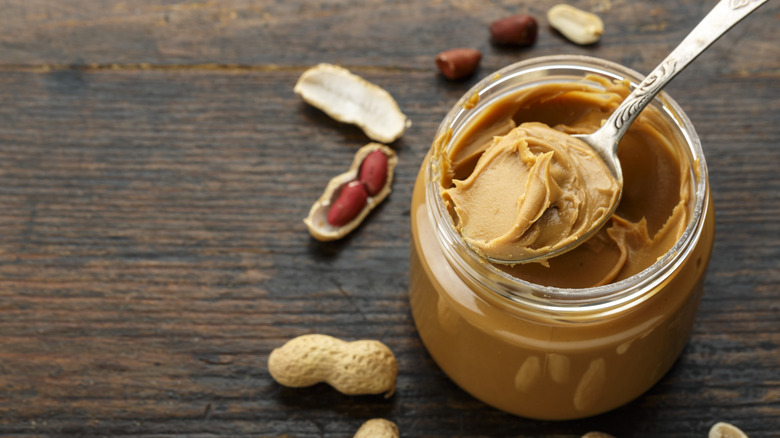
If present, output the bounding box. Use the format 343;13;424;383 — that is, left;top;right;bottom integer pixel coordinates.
426;55;709;314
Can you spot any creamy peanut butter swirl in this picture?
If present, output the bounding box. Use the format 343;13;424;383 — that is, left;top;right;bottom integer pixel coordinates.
442;122;620;262
436;76;691;286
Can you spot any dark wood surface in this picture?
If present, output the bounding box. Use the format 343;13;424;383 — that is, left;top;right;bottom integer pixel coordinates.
0;1;778;436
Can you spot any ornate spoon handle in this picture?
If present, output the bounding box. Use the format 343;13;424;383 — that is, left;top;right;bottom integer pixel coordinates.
590;0;769;152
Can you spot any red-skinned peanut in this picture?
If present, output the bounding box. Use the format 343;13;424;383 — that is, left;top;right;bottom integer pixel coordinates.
304;143;397;241
359;150;389;196
436;48;482;80
327;180;368;227
490;14;538;46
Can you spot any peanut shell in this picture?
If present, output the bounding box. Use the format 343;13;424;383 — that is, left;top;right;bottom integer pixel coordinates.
268;334;398;398
294;63;409;143
709;422;749;438
548;4;604;45
354;419;399;438
304;143;397;241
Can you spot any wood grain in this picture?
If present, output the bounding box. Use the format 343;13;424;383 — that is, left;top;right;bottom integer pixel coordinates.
0;0;778;436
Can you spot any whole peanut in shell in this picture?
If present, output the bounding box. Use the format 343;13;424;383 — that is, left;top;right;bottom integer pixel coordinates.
268;334;398;397
354;419;399;438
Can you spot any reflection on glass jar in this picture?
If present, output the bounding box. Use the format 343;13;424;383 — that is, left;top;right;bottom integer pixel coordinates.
409;55;715;420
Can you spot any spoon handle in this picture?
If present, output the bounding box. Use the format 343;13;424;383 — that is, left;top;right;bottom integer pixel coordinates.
595;0;769;153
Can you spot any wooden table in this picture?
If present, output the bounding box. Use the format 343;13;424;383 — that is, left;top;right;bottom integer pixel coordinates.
0;1;778;436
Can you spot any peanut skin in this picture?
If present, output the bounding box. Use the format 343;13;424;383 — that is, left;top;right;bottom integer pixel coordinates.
359;149;389;196
490;14;538;46
327;180;369;227
268;334;398;397
304;143;397;241
435;48;482;80
354;419;399;438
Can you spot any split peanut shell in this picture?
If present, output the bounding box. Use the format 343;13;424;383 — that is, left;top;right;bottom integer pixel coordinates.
304;143;397;241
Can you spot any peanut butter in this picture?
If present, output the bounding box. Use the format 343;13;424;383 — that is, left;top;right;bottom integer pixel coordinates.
409;57;714;420
441;122;620;263
437;76;691;286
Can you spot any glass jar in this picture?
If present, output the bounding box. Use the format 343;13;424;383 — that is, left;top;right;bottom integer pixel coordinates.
409;55;715;420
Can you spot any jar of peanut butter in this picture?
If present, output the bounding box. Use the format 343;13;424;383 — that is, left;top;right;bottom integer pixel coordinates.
409;55;715;420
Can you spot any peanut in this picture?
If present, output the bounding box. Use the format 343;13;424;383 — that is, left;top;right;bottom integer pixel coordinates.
268;334;397;397
304;143;397;241
709;422;749;438
547;4;604;45
359;149;389;196
435;48;482;80
354;419;399;438
582;433;616;438
490;14;538;46
327;180;368;227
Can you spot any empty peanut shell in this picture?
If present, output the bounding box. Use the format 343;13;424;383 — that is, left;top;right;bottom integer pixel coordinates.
294;63;409;143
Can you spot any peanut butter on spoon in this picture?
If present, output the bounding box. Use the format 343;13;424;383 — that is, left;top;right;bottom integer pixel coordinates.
442;122;619;264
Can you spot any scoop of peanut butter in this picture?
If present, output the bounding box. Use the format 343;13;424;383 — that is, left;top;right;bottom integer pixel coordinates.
436;76;691;285
442;122;620;262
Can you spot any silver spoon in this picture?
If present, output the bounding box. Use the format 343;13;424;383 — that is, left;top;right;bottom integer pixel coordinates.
489;0;769;265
